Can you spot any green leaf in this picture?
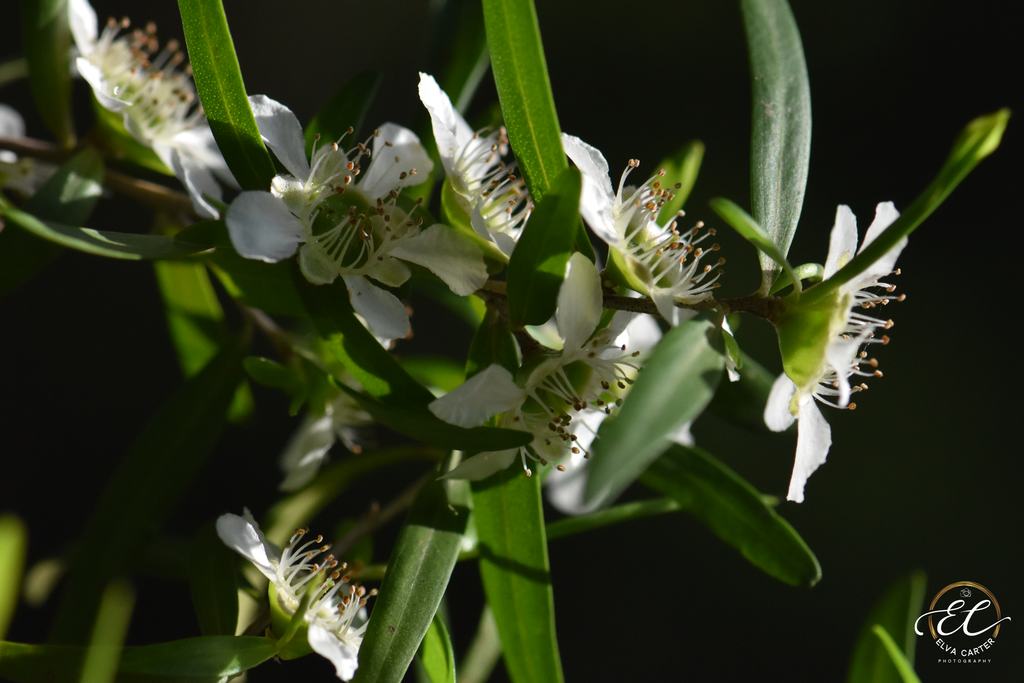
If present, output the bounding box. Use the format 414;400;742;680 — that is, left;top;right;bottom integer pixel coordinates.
20;0;74;147
545;497;682;541
0;636;277;683
0;200;210;261
207;249;305;315
457;607;502;683
293;268;437;410
49;338;246;644
506;166;583;327
353;472;470;683
177;0;276;190
0;515;27;641
401;357;466;395
707;352;777;432
262;447;445;546
740;0;812;295
336;384;532;452
471;469;564;683
709;196;801;294
807;109;1010;301
155;260;253;422
767;261;824;295
466;304;519;379
481;0;566;202
187;522;239;637
416;613;456;683
870;626;923;683
654;140;705;226
586;319;725;506
847;570;927;683
80;582;135;683
641;444;821;587
304;70;381;157
0;147;105;296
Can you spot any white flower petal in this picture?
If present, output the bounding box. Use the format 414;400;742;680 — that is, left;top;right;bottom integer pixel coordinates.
562;134;619;244
164;144;223;219
557;252;602;353
76;58;129;111
368;256;411;288
561;133;614;203
278;413;336;492
390;224;487;296
441;449;519;480
651;288;698;328
215;513;278;582
857;201;906;283
299;243;340;284
667;420;695;447
764;373;797;432
343;275;410;342
227;191;304;262
248;95;310;179
619;313;662;352
172;124;239;189
787;397;832;503
417;72;473;177
308;624;360;681
428;364;524;428
546;466;603;516
0;104;26;138
68;0;98;54
360;123;433;199
824;205;858;279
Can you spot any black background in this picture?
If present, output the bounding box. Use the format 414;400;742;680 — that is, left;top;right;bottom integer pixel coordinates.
1;1;1021;681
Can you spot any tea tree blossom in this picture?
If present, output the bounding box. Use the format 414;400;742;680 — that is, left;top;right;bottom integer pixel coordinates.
418;73;530;256
216;511;375;680
0;105;53;194
430;253;641;479
68;0;235;218
765;202;906;502
226;96;487;341
279;391;371;492
562;133;725;325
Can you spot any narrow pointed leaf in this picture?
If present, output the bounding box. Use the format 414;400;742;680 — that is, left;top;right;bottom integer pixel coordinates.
20;0;74;147
871;626;923;683
80;582;135;683
457;607;502;683
0;515;27;641
0;199;210;260
641;444;821;587
709;197;800;292
0;147;104;295
304;70;381;157
741;0;811;294
847;570;927;683
506;166;582;327
187;522;239;637
50;338;246;643
353;473;470;683
481;0;565;202
586;319;725;506
177;0;276;190
544;498;682;541
467;304;519;379
416;609;456;683
810;109;1009;300
472;469;564;683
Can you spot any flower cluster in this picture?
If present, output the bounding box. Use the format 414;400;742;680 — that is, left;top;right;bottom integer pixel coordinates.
765;202;906;502
226;96;487;342
217;511;375;680
69;0;235;218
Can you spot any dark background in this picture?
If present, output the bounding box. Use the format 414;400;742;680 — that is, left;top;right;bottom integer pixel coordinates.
1;1;1021;681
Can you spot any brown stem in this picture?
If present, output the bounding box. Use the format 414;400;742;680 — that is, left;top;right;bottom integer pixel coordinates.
329;473;429;559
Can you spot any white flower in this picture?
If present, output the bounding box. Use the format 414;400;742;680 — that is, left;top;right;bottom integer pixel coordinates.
0;105;54;194
418;73;530;257
429;252;641;480
68;0;236;218
764;202;906;502
278;392;372;492
225;95;487;342
562;133;725;325
216;511;374;680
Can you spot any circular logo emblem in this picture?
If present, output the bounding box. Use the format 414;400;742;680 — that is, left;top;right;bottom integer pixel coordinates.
915;581;1011;665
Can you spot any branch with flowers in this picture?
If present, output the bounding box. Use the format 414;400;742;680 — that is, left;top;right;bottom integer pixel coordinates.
0;0;1010;681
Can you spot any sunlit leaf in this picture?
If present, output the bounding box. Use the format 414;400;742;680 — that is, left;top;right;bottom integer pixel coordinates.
586;319;725;506
847;570;927;683
870;626;923;683
740;0;811;294
416;613;456;683
354;472;469;683
80;582;134;683
472;469;564;683
641;444;821;587
177;0;276;190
